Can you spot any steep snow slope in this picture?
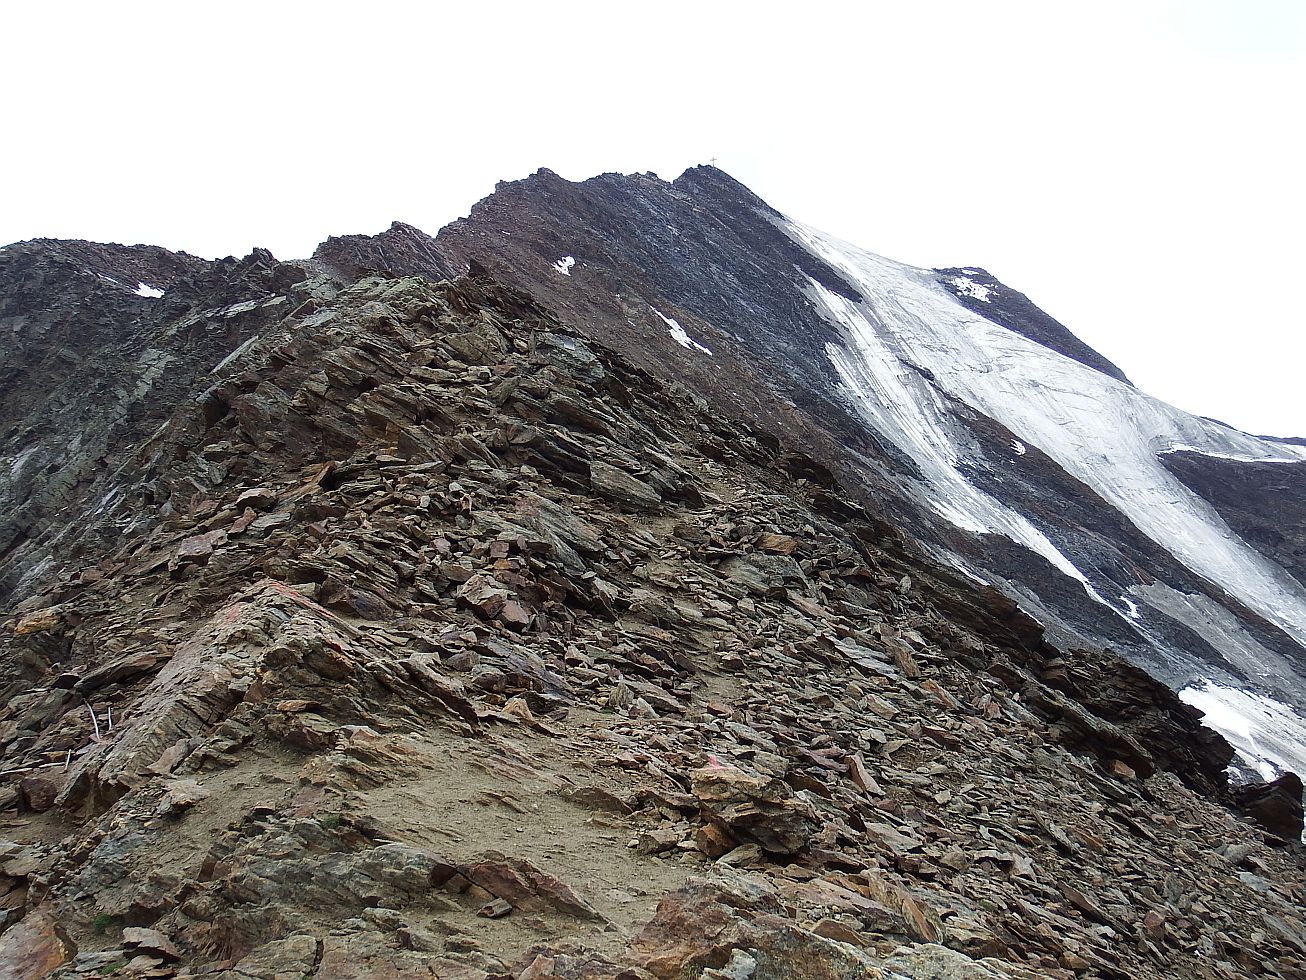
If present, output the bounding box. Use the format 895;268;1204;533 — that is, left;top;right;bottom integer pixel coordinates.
1180;681;1306;783
787;220;1306;643
785;220;1306;776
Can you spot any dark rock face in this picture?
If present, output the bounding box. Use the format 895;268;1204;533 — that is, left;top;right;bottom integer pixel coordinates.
1234;772;1305;842
0;239;312;603
432;167;923;510
311;220;460;282
935;266;1132;385
1160;450;1306;588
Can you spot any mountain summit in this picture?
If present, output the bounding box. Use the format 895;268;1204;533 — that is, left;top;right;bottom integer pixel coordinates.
1;167;1303;978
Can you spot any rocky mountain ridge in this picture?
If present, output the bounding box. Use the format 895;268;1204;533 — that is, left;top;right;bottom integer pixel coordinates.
326;166;1306;784
0;168;1303;979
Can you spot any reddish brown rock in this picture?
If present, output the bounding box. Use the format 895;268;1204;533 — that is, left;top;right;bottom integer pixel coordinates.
0;909;71;979
234;487;278;511
171;529;227;569
19;775;59;812
846;752;883;796
694;822;736;859
691;758;816;856
460;851;601;920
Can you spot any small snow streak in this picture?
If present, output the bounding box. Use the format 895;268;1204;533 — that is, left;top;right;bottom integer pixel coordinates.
1159;444;1300;464
135;282;165;298
553;256;576;276
651;307;712;355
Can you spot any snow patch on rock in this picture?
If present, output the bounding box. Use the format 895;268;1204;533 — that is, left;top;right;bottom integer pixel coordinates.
651;307;712;355
1159;445;1302;465
947;275;993;303
553;256;576;276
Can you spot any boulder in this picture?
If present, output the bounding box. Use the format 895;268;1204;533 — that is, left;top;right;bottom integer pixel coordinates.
589;461;662;510
459;851;601;920
1234;771;1304;843
0;909;71;979
691;758;816;856
19;775;60;813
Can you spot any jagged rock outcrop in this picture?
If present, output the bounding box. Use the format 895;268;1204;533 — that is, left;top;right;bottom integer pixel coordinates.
0;238;316;604
1234;773;1306;844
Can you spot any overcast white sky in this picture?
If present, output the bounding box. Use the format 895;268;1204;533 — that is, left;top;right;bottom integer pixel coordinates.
3;1;1303;435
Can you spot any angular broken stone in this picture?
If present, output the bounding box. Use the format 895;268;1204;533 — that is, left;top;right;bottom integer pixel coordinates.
19;775;59;812
461;851;601;920
691;757;815;856
589;461;662;510
846;752;883;796
501;696;536;724
122;927;182;963
234;487;278;510
478;897;513;918
13;607;63;635
694;822;736;859
155;778;209;817
171;529;227;569
755;532;798;555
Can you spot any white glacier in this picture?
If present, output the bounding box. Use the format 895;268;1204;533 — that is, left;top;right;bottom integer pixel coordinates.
1179;680;1306;786
816;283;1095;590
783;218;1306;660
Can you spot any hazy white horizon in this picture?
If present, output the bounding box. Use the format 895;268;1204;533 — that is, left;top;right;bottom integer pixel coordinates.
3;1;1303;436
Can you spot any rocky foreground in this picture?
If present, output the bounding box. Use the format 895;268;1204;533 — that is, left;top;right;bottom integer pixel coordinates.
1;264;1304;979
